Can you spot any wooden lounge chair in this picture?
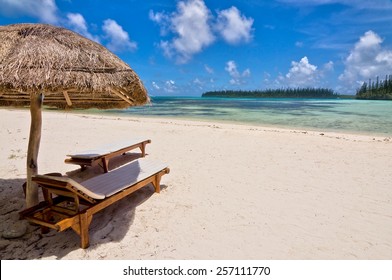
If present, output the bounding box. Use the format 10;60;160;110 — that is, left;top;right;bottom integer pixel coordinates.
64;139;151;172
20;158;169;249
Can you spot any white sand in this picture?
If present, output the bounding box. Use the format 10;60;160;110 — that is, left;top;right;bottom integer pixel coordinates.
0;108;391;260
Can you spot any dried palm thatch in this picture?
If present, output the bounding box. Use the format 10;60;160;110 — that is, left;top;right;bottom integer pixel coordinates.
0;23;150;209
0;23;149;109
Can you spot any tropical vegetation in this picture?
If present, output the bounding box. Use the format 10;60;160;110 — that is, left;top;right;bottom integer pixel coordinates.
202;88;338;98
356;75;392;100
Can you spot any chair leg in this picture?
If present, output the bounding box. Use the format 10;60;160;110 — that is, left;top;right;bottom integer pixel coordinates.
153;175;161;193
141;143;146;157
40;211;51;234
152;169;169;193
79;213;92;249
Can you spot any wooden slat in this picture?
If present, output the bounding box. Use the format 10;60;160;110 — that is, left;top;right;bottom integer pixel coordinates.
111;88;135;105
24;216;60;230
63;91;72;106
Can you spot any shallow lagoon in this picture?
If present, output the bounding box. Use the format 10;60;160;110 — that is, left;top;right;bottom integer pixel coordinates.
105;97;391;136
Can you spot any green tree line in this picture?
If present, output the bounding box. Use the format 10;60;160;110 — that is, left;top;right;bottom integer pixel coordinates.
356;75;392;100
202;88;338;98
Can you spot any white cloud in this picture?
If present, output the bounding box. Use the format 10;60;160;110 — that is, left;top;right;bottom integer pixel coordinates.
0;0;58;23
151;0;215;64
149;10;165;24
102;19;137;52
150;0;254;63
277;56;319;87
66;16;137;53
323;61;334;71
277;0;392;9
263;72;271;83
215;6;254;44
66;13;100;42
274;57;334;88
164;80;177;93
0;1;139;54
339;30;392;90
152;81;160;90
264;24;275;30
376;51;392;66
225;60;251;85
287;57;317;81
193;78;202;85
149;10;170;36
193;78;204;89
204;64;214;74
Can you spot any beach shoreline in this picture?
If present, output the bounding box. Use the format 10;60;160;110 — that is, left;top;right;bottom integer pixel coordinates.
97;96;392;137
44;105;392;139
0;108;391;259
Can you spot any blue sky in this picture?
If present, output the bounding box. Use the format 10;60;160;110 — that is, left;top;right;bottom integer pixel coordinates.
1;0;392;96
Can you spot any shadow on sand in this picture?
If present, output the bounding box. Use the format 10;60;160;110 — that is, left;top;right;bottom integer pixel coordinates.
0;152;167;259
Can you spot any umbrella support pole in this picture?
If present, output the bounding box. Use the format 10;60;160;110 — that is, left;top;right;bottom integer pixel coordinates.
26;93;43;208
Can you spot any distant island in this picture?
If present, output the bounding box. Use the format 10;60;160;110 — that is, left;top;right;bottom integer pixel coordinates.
356;75;392;100
202;88;339;99
202;75;392;100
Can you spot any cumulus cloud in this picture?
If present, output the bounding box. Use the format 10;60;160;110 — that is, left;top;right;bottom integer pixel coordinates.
284;57;318;87
215;6;254;44
67;17;136;53
0;1;139;54
274;56;334;88
0;0;58;23
323;61;334;71
339;30;392;89
148;9;166;25
150;0;254;63
152;81;160;90
164;80;177;93
150;80;178;93
102;19;137;52
150;0;214;63
67;17;138;53
66;13;100;42
225;60;251;85
193;78;204;90
275;56;334;88
277;0;392;10
149;10;170;36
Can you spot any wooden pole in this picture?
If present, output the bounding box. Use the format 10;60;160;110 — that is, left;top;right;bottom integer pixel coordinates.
26;93;43;208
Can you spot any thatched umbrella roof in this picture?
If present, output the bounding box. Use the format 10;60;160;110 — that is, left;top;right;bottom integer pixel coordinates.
0;23;149;108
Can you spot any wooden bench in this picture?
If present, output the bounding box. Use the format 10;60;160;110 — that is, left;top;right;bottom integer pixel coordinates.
20;158;169;249
64;139;151;172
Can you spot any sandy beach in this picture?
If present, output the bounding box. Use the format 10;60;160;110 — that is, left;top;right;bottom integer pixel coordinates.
0;108;391;260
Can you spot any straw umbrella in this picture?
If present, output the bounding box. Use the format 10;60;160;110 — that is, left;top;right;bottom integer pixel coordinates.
0;23;149;208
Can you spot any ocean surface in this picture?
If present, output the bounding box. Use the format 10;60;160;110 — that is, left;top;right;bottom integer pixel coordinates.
102;97;391;136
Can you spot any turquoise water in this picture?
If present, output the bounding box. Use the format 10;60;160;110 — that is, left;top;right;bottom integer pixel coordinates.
105;97;392;136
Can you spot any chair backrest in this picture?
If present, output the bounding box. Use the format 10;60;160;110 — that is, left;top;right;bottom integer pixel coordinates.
33;174;105;204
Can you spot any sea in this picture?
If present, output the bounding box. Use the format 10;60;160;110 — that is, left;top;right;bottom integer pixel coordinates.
101;96;391;136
